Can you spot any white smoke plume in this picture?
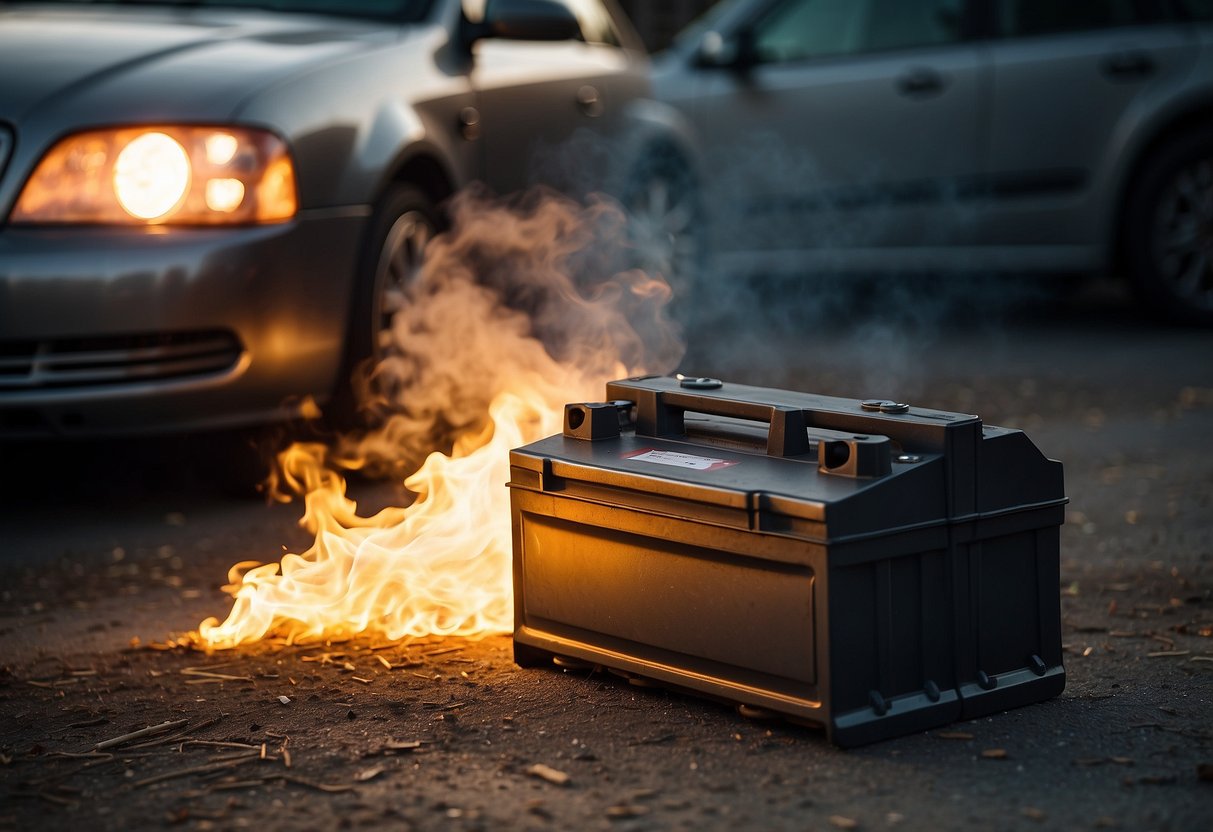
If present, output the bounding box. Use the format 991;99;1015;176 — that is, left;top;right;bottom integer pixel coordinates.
198;189;683;647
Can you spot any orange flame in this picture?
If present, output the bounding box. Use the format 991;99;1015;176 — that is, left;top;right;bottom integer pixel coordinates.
197;191;681;648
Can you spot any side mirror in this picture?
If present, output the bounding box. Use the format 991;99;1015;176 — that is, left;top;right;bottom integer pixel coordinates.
476;0;582;43
695;28;757;70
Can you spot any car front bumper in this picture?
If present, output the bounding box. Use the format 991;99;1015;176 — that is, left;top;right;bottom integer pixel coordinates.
0;209;366;436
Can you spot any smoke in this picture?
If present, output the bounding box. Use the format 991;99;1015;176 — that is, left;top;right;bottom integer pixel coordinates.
197;188;683;646
502;122;1055;409
663;130;1060;404
327;186;683;480
329;126;1061;438
198;128;1062;645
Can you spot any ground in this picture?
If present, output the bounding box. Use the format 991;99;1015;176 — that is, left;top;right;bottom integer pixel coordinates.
1;281;1210;831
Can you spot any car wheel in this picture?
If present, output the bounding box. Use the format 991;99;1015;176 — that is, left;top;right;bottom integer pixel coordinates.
623;146;704;303
335;184;441;425
1125;125;1213;325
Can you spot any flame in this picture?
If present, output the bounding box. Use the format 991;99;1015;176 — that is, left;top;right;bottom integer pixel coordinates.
197;190;681;649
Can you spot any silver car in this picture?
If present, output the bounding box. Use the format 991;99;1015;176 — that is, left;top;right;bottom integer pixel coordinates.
653;0;1213;323
0;0;689;437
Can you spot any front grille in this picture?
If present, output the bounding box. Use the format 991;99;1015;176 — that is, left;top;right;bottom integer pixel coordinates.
0;330;243;392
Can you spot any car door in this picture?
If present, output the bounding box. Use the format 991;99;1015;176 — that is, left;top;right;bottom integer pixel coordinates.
977;0;1202;259
673;0;986;272
468;0;645;196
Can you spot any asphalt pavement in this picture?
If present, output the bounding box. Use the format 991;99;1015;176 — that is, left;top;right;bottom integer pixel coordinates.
1;278;1210;831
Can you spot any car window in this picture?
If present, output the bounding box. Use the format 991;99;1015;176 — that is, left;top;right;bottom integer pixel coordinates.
751;0;869;63
749;0;967;64
997;0;1147;36
468;0;621;45
863;0;965;51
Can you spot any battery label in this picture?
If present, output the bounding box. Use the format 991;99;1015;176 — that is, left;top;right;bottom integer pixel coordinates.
622;448;740;472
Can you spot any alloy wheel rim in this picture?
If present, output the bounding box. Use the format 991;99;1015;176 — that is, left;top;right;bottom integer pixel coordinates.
1152;157;1213;312
626;176;700;293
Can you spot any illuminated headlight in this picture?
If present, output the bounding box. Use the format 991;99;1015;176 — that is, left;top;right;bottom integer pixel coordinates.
10;126;297;225
113;132;191;220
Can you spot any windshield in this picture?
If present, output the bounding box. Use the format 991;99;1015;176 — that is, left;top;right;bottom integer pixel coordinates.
0;0;437;22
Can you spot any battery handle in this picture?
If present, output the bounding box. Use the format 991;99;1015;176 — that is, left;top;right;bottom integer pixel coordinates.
643;391;812;457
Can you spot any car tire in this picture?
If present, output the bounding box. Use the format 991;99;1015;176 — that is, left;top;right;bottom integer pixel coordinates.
333;183;442;428
1124;124;1213;326
622;145;705;307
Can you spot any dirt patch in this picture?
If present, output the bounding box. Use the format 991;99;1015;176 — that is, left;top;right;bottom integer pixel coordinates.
2;586;1210;832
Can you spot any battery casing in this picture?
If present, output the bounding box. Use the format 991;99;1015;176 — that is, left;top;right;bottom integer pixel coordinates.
509;376;1066;746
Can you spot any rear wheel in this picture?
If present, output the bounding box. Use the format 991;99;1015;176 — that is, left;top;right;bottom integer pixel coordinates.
1125;125;1213;325
335;184;441;425
623;146;704;303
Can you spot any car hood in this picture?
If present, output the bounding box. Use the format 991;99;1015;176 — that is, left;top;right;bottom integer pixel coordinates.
0;5;404;124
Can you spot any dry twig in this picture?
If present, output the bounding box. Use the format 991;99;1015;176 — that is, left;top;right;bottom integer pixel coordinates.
270;774;355;793
182;741;259;751
423;646;463;657
130;752;261;788
95;719;189;751
125;715;225;750
526;763;571;786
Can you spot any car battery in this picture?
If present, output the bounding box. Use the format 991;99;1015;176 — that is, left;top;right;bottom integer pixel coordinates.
508;376;1067;747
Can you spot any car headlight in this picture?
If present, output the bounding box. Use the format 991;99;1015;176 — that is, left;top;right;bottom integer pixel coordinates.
10;126;297;225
